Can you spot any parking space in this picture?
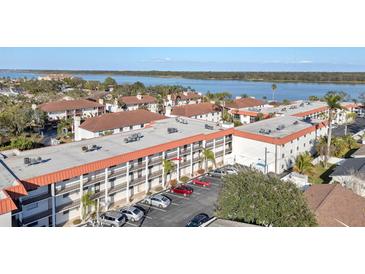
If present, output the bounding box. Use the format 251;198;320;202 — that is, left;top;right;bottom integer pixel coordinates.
121;175;224;227
333;117;365;137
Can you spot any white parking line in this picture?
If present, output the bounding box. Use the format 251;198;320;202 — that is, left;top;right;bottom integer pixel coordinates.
171;202;181;206
193;191;202;195
137;203;168;212
144;216;153;220
164;193;190;200
125;222;138;227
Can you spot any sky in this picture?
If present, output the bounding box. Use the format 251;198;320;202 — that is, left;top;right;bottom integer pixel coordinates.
0;47;365;72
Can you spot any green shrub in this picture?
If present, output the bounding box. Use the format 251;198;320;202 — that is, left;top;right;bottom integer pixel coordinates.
10;136;36;151
179;176;190;183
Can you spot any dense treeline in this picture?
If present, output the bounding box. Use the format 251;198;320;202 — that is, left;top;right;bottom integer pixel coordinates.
16;70;365;83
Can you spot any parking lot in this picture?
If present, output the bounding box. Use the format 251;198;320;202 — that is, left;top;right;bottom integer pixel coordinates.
332;117;365;137
122;175;223;227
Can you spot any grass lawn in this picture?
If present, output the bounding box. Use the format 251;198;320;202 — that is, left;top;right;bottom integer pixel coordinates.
308;164;337;184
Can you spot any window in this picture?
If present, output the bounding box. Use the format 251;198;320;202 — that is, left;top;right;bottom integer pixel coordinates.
63;210;69;215
129;126;133;130
281;164;284;169
62;193;69;198
141;124;144;127
290;149;293;154
297;146;299;151
282;154;285;158
303;143;306;147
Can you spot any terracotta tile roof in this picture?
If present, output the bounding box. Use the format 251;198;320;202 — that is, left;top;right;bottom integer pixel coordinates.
230;109;271;118
0;182;28;214
79;109;166;133
119;95;157;105
225;98;265;109
171;92;202;101
0;194;17;215
171;103;222;117
39;99;104;112
304;184;365;227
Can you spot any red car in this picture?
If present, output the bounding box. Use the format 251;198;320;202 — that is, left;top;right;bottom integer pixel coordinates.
171;185;193;196
191;178;211;187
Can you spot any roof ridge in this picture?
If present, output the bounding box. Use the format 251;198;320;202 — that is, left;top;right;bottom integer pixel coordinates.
315;184;338;212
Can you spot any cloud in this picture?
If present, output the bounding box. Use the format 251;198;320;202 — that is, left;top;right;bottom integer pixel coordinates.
297;60;313;64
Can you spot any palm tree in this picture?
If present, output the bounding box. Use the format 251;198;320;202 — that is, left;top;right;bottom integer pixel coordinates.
81;192;96;221
344;112;357;135
271;84;277;102
162;159;175;188
201;148;216;171
323;92;344;166
293;152;313;175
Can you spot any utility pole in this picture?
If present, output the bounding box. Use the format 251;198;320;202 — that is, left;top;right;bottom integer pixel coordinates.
264;147;268;174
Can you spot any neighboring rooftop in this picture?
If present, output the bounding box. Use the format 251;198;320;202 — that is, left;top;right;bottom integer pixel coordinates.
39;99;104;112
170;91;202;101
171;102;222;117
330;158;365;177
235;115;319;139
79;109;166;133
119;95;157;105
304;184;365;227
225;97;265;109
0;118;229;186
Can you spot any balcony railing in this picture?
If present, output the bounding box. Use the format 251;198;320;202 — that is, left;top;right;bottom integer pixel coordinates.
206;142;214;148
109;182;127;195
179;148;191;155
21;192;52;206
180;160;191;168
129;162;146;172
108;167;127;179
148;157;163;166
149;170;163;179
166;152;178;159
55;182;80;196
56;198;80;213
22;209;52;225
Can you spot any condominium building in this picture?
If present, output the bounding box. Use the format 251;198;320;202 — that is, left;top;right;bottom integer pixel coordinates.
74;109;166;141
39;99;105;121
166;102;223;123
118;94;158;112
164;91;202;107
232;116;328;174
229;100;358;125
0;118;233;227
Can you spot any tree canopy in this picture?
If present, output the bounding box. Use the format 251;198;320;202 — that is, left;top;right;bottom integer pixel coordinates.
216;168;317;227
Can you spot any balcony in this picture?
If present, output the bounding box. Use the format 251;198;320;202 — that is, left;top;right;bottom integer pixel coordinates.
180;160;191;168
216;150;224;157
129;162;146;172
83;175;105;188
130;176;146;186
193;145;203;151
149;170;163;179
108;167;127;179
206;142;214;149
21;191;52;206
55;182;80;196
56;198;80;213
22;209;52;225
180;148;191;156
216;139;224;146
166;152;178;160
148;157;163;166
109;182;128;195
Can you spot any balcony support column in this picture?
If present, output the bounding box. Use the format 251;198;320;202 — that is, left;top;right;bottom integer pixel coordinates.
104;167;109;211
177;147;180;180
145;156;149;194
190;144;193;176
126;162;130;203
223;136;226;165
79;174;84;220
162;152;166;189
213;139;216;168
51;183;56;227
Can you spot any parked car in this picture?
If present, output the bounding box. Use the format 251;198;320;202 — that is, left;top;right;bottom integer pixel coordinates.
208;168;226;178
99;211;127;227
171;185;193;196
119;206;145;222
223;166;238;175
191;178;211;187
143;194;171;208
185;213;210;227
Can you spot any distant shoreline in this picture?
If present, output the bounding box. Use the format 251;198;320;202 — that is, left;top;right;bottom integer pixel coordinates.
2;69;365;85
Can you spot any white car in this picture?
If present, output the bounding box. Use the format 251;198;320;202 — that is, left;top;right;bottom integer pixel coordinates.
143;194;171;208
119;206;144;222
224;166;238;175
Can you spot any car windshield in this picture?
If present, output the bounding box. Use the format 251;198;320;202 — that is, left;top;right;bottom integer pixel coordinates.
161;196;168;202
117;216;125;221
133;209;140;214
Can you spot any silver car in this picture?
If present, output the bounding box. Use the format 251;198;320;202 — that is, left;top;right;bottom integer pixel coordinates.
99;211;127;227
119;206;144;222
143;194;171;208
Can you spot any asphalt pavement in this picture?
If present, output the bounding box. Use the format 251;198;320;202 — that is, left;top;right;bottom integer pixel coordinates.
332;117;365;137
